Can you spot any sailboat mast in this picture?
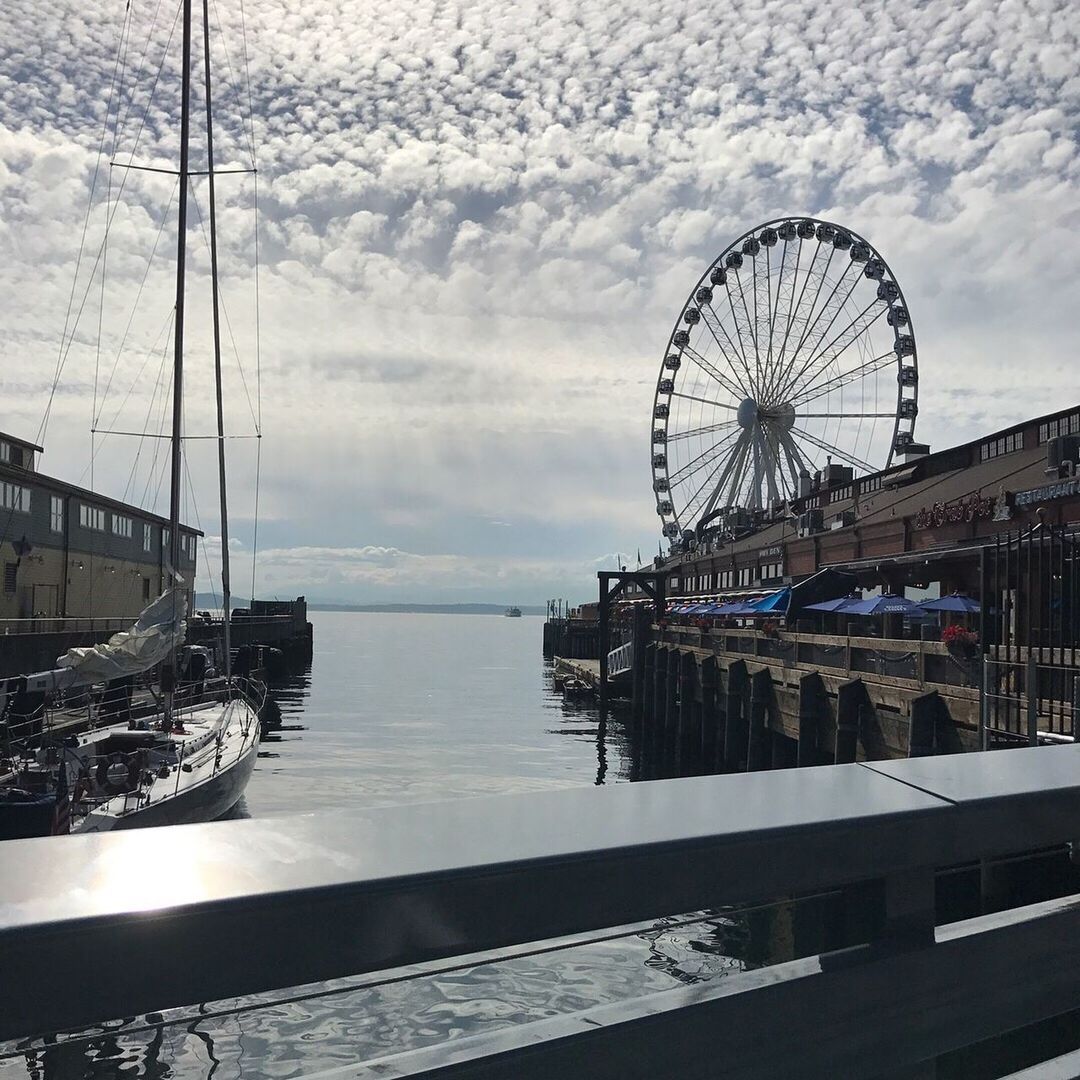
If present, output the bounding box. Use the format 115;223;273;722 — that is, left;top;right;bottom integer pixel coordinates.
169;0;193;587
202;0;232;679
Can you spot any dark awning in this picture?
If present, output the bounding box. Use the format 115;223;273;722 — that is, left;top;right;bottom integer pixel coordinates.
786;568;859;622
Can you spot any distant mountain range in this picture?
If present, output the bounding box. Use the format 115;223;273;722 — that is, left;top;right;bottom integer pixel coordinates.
307;602;545;616
194;595;544;616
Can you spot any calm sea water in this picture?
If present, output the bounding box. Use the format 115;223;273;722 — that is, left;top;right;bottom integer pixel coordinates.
1;612;753;1079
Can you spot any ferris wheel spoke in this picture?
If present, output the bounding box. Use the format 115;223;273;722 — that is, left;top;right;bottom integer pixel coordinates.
779;301;887;403
734;271;761;391
790;426;876;474
755;426;781;507
683;429;750;525
723;281;759;394
680;438;744;525
666;418;740;443
692;316;753;399
768;259;858;403
668;427;741;487
776;427;808;496
773;239;821;384
798;411;896;419
790;351;896;409
707;430;753;518
671;391;738;410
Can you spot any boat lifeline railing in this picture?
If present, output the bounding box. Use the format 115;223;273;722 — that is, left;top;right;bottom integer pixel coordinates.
5;747;1080;1075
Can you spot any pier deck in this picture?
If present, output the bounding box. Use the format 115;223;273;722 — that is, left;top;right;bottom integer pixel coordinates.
553;657;600;688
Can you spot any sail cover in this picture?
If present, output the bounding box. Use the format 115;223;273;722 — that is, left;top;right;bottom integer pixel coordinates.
53;586;188;685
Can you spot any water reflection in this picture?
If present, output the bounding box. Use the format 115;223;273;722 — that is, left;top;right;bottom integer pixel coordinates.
0;615;762;1080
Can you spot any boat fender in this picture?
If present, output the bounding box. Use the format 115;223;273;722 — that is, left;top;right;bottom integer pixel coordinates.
95;754;138;795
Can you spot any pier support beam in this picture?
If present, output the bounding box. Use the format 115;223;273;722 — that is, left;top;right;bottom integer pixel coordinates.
596;570;667;723
723;660;749;773
678;651;701;775
700;656;721;773
797;673;826;768
908;693;940;758
835;679;866;765
746;669;772;772
664;648;680;777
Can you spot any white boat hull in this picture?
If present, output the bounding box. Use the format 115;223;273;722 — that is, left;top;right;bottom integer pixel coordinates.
73;699;260;833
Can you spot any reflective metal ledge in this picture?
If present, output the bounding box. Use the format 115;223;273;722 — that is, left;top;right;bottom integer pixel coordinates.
2;747;1080;1051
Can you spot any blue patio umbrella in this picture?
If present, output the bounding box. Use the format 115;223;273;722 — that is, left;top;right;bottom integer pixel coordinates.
918;593;980;614
745;587;791;614
841;594;926;617
803;594;863;614
712;598;758;615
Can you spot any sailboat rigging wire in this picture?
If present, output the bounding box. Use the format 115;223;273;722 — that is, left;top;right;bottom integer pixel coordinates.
38;0;184;449
122;310;177;502
77;304;174;487
186;183;260;432
210;0;257;166
94;178;181;428
35;2;133;451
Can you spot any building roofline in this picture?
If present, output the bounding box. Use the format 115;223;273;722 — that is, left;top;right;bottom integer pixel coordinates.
0;461;204;537
0;431;45;454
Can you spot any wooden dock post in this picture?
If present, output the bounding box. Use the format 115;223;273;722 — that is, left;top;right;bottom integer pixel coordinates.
797;673;825;768
641;643;656;731
700;655;721;773
723;660;749;772
630;606;649;722
835;679;865;765
678;651;701;775
746;669;772;771
908;693;939;757
664;648;681;777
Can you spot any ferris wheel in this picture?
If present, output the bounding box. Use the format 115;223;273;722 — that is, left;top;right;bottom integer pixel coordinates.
651;217;919;539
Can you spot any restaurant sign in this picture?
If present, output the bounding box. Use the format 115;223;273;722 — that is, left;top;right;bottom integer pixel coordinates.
913;494;993;530
1014;478;1080;508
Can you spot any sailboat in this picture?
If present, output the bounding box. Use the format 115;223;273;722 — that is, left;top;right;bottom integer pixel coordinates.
0;0;261;835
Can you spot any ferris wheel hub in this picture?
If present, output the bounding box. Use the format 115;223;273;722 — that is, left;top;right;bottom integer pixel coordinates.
737;398;759;429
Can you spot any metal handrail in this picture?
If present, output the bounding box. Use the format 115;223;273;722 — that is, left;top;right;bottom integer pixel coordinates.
4;745;1080;1076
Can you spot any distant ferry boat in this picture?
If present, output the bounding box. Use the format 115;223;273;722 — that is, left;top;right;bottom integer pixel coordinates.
505;606;522;618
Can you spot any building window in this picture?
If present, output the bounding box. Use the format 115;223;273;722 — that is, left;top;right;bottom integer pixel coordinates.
737;567;752;587
143;523;153;552
718;570;733;589
760;561;783;581
980;431;1023;461
1038;412;1080;444
3;563;15;594
111;514;133;538
0;442;8;463
832;484;853;502
79;503;105;531
1;483;30;512
49;495;64;533
142;576;152;601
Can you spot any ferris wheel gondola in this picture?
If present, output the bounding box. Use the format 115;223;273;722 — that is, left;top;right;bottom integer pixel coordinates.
651;217;919;539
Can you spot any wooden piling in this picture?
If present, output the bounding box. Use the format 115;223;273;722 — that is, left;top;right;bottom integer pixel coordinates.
746;669;772;772
797;673;825;768
700;655;721;773
908;693;939;757
723;660;749;772
678;651;701;775
835;679;865;765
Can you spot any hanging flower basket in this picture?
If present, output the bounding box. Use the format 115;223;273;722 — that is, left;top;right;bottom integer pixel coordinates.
942;625;978;658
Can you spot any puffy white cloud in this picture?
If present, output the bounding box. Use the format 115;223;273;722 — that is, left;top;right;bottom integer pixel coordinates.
0;0;1077;602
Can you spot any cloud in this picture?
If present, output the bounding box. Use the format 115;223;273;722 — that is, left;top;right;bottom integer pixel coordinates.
0;0;1078;600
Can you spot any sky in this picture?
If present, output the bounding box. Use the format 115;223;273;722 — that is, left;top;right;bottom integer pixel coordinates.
0;0;1078;606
